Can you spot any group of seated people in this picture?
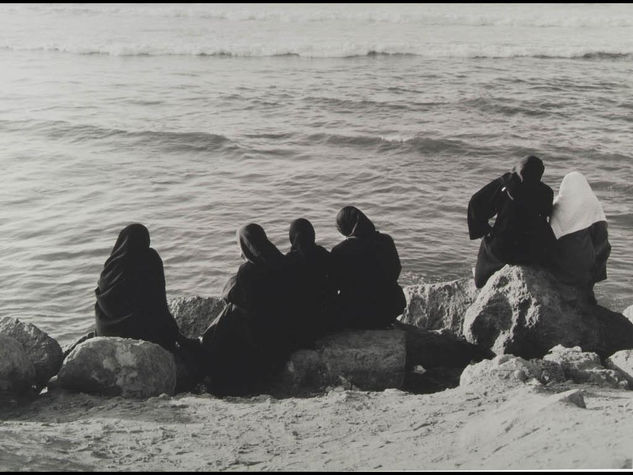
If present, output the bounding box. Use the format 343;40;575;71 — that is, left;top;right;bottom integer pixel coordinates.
90;206;406;395
80;155;610;396
468;155;611;301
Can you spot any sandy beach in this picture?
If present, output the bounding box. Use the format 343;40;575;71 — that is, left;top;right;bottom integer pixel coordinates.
2;380;632;471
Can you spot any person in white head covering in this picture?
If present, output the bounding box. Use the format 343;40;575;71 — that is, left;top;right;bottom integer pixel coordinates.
548;171;611;300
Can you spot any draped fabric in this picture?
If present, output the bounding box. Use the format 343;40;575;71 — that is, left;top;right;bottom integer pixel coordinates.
201;223;291;396
331;207;406;329
286;218;338;345
550;171;607;240
547;172;611;290
94;223;180;351
467;156;556;288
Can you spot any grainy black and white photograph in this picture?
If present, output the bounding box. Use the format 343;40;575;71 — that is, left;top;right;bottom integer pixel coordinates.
1;2;633;471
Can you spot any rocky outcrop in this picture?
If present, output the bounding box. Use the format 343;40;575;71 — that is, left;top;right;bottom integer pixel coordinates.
459;354;565;391
270;329;406;396
400;278;477;336
606;349;633;387
169;296;226;339
463;265;633;359
0;317;63;388
58;337;177;398
0;336;37;398
543;345;628;389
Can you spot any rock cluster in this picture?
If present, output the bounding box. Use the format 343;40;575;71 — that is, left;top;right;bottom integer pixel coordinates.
460;345;630;392
0;335;37;398
58;337;177;398
462;265;633;359
0;317;63;390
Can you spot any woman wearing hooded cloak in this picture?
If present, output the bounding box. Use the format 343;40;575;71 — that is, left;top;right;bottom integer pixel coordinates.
330;206;406;329
467;155;556;288
201;223;291;396
547;171;611;301
285;218;337;345
93;224;202;390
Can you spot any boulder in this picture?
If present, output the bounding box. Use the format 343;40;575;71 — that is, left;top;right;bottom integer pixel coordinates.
606;349;633;387
0;336;37;397
543;345;628;389
463;265;633;360
0;317;63;388
57;337;177;398
169;296;226;339
459;354;565;391
400;278;477;336
271;329;406;396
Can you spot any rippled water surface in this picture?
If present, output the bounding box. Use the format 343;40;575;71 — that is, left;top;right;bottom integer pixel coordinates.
1;4;632;344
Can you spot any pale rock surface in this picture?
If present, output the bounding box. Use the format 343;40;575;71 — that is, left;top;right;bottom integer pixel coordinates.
544;345;629;389
606;349;633;387
400;278;477;336
459;354;565;391
463;265;633;359
271;329;406;396
623;305;633;323
57;337;177;398
0;335;37;397
0;316;63;388
169;296;226;338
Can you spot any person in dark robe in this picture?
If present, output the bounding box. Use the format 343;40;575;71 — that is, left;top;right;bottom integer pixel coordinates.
547;171;611;302
94;223;201;390
467;155;556;288
201;223;292;396
330;206;406;329
285;218;338;346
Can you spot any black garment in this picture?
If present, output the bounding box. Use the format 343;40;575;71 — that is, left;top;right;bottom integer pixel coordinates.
468;157;555;288
548;221;611;289
95;223;181;351
331;207;406;329
201;224;291;396
285;218;338;346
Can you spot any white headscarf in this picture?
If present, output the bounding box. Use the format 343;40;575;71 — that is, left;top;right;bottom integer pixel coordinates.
550;171;607;240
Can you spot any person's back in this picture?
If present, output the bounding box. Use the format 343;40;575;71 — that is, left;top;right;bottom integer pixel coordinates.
547;171;611;300
331;207;405;329
468;155;556;288
284;218;336;345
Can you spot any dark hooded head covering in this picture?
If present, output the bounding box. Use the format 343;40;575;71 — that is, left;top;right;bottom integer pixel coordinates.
289;218;316;253
336;206;376;238
513;155;544;184
238;223;284;268
98;223;151;291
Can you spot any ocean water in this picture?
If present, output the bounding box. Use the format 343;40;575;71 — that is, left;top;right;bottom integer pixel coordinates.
1;3;632;344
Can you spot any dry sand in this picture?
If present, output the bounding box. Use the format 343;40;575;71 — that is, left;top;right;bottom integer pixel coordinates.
2;381;633;471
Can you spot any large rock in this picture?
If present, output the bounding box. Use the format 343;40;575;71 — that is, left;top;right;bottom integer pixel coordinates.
400;278;477;336
0;336;37;397
463;265;633;360
57;337;177;398
0;317;63;388
624;305;633;323
544;345;628;389
459;354;565;391
606;349;633;387
271;329;406;396
169;296;226;339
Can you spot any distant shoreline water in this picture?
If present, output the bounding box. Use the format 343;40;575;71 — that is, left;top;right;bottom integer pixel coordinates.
1;3;631;344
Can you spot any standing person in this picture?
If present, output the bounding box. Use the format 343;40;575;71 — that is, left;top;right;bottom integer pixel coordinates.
330;206;406;329
548;171;611;303
285;218;337;346
94;223;201;391
201;223;291;396
467;155;556;288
